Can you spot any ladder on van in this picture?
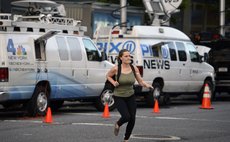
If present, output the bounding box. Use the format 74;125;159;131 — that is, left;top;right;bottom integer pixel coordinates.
0;13;87;35
94;25;115;58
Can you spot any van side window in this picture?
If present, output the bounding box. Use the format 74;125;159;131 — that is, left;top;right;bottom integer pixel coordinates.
56;36;69;61
67;37;82;61
168;42;177;61
175;42;187;61
83;38;101;61
186;43;200;62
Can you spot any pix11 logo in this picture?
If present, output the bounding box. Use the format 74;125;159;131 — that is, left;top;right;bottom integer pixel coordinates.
122;40;136;54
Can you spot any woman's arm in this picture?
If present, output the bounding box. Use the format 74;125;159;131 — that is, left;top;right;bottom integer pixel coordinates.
133;66;153;89
106;65;119;87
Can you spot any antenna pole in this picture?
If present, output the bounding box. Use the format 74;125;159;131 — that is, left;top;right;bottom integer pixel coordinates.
220;0;225;36
121;0;127;33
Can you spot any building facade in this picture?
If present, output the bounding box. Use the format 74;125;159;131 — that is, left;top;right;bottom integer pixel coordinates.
0;0;229;38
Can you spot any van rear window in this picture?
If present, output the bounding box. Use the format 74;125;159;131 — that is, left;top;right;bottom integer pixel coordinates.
56;37;69;61
168;42;177;61
175;42;187;61
67;37;82;61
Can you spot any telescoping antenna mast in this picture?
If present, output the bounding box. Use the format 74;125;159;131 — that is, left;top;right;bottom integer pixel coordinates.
120;0;127;34
220;0;225;36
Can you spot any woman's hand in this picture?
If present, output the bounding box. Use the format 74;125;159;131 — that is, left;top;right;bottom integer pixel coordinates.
146;83;153;89
142;81;153;89
113;81;119;87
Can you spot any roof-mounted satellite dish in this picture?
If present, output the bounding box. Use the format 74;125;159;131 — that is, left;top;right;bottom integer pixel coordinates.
11;0;66;17
11;0;58;8
161;0;182;13
143;0;182;26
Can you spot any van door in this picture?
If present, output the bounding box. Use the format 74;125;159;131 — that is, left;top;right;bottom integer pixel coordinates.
174;42;190;92
162;42;186;92
54;36;73;98
82;38;108;96
66;37;89;97
185;42;204;92
34;36;49;82
35;31;60;80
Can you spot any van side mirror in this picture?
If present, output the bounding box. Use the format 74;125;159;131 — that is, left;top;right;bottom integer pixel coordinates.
198;52;209;63
101;51;108;61
203;53;209;62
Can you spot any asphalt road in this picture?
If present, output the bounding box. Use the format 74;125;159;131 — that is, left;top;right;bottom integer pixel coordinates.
1;94;230;142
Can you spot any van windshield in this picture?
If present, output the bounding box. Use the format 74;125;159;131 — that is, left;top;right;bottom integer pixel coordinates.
83;38;101;61
186;43;200;62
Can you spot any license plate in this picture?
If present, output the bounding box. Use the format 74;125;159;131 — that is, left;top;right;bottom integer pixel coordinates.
218;67;228;72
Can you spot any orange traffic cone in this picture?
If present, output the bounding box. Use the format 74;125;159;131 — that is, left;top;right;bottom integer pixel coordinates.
200;83;213;109
43;107;53;123
153;99;160;113
102;103;110;118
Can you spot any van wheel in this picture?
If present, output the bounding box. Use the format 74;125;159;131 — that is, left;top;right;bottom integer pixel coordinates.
145;82;162;107
95;89;115;112
198;80;214;103
159;93;171;106
27;85;49;116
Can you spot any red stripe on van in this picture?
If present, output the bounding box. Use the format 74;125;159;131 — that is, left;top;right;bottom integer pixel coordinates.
136;66;143;77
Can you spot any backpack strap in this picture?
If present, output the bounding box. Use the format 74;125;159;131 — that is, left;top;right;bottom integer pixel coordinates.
130;64;136;78
116;64;121;82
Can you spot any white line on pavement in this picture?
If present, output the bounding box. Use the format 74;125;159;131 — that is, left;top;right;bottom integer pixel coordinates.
72;122;113;127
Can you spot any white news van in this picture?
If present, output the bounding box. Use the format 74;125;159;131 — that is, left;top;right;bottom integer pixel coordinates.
94;25;215;106
0;1;113;116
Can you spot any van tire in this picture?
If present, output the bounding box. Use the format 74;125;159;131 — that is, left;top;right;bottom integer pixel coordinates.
145;82;162;107
95;89;116;112
159;93;171;106
198;80;214;103
27;85;49;117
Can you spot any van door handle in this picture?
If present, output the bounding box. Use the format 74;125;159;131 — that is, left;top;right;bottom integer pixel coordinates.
86;70;89;76
183;63;185;66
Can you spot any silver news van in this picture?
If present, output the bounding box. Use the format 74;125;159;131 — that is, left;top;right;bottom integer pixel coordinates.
0;1;113;116
94;25;215;106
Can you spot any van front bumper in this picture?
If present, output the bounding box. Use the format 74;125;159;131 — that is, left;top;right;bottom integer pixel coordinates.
215;80;230;92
